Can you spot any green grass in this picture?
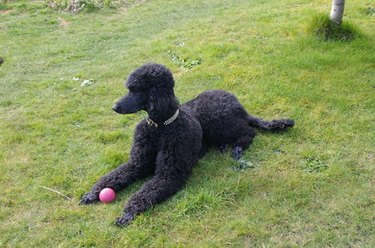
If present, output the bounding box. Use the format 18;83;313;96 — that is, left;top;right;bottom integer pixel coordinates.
1;0;374;247
308;13;361;41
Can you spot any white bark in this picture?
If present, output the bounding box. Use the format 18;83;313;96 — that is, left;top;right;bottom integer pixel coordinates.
330;0;345;24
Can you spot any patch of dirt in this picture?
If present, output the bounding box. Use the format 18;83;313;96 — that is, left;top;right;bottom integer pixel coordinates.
58;17;69;28
0;9;14;14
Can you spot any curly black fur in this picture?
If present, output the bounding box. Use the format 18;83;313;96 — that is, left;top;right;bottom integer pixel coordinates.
80;63;294;227
186;90;294;159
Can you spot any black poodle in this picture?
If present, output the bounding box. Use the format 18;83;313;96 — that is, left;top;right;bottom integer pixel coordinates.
80;63;294;227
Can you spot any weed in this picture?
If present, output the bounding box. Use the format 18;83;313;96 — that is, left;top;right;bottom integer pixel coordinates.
167;50;202;69
301;157;328;173
363;7;375;16
0;2;10;10
231;159;260;172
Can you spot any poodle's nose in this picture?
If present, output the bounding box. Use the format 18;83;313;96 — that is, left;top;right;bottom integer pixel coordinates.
112;104;119;112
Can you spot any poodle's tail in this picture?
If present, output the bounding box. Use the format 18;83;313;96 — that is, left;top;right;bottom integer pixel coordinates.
247;115;295;131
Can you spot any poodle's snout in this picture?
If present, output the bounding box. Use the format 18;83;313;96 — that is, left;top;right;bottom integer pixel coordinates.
112;103;120;112
112;92;147;114
112;103;127;114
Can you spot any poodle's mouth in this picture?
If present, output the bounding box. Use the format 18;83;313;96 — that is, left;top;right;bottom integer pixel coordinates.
112;103;146;114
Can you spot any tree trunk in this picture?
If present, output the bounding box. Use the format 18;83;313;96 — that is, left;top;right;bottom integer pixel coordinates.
330;0;345;24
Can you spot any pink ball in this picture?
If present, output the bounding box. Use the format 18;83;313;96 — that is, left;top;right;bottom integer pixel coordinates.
99;188;116;203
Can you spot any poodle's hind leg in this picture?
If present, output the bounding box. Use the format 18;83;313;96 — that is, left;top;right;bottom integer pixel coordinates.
219;144;229;153
232;146;245;160
232;127;256;160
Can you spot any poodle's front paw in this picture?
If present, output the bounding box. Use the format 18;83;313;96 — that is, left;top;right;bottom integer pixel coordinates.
115;212;134;227
232;146;244;160
281;119;295;128
79;192;99;205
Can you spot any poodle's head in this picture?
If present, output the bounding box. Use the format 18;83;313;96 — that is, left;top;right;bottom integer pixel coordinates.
113;63;178;118
126;63;174;91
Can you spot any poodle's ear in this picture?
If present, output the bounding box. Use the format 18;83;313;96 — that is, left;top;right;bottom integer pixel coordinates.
147;86;177;116
148;87;167;112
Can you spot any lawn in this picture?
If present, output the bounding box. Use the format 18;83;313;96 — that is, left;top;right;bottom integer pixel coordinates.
0;0;374;247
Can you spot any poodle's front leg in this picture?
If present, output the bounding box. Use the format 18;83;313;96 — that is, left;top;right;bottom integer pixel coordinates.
79;161;151;205
80;123;157;205
115;175;186;227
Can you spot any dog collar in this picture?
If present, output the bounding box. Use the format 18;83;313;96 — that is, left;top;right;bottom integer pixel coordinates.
146;109;180;128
